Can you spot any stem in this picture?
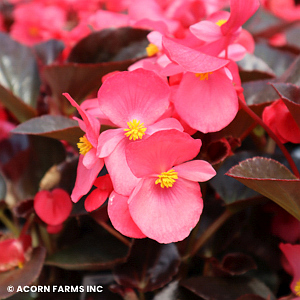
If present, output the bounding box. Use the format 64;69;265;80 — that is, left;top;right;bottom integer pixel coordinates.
0;210;19;237
183;209;233;261
238;98;300;178
98;220;131;247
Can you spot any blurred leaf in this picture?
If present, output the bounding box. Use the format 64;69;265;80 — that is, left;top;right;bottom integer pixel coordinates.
236;295;269;300
0;32;40;107
0;85;37;122
0;247;46;299
280;55;300;85
285;25;300;50
238;53;276;82
33;39;65;65
254;43;296;77
11;115;83;145
226;157;300;220
180;276;275;300
0;173;6;200
44;61;138;104
153;281;203;300
46;230;130;271
113;239;180;292
68;27;149;63
272;83;300;130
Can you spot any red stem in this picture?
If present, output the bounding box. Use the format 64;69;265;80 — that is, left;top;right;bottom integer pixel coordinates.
238;98;300;178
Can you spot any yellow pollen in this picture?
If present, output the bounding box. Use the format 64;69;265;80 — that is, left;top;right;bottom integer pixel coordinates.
29;26;39;37
295;279;300;296
124;119;147;141
195;72;213;80
77;135;93;155
18;261;24;269
216;19;227;26
146;43;159;57
155;169;178;188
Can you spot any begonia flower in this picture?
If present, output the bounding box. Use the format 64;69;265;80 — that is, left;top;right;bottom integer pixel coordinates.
0;234;32;272
63;93;104;203
34;188;72;226
97;69;183;196
280;243;300;299
108;130;216;243
189;0;259;58
262;99;300;144
162;37;238;133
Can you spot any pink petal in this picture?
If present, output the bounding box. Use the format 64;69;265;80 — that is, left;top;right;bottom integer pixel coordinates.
34;188;72;226
105;138;141;196
126;129;201;178
108;191;146;238
84;188;110;212
221;0;260;35
128;177;203;243
97;128;125;158
174;160;216;182
146;118;184;135
280;243;300;294
97;69;170;128
63;93;100;147
82;148;98;169
162;36;229;73
190;20;223;42
174;70;238;133
71;155;104;203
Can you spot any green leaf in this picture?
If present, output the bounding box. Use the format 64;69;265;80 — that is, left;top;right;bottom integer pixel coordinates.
11;115;83;145
226;157;300;220
0;32;40;108
0;172;6;200
0;247;46;299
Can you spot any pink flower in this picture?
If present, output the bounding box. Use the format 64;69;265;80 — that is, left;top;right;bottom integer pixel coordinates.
189;0;259;58
34;188;72;226
280;243;300;298
162;37;238;133
262;99;300;144
63;93;104;203
108;130;216;243
97;69;183;196
0;234;32;272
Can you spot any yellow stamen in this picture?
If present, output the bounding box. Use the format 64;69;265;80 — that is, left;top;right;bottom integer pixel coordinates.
146;43;159;57
155;169;178;188
77;135;93;155
18;261;24;269
216;19;227;27
29;26;39;37
295;279;300;296
124;119;147;141
195;72;213;80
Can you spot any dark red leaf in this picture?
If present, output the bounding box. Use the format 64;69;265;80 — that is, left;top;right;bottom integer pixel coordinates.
113;239;180;292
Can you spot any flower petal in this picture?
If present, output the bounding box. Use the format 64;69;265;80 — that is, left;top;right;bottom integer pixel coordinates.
174;160;216;182
98;69;170;128
126;129;201;178
174;70;238;133
128;177;203;243
108;191;146;238
146;118;184;135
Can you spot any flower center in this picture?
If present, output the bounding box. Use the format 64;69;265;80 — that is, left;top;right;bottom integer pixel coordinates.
295;279;300;296
216;19;227;26
124;119;147;141
29;26;39;37
195;72;213;80
77;135;93;155
155;169;178;188
146;43;159;57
